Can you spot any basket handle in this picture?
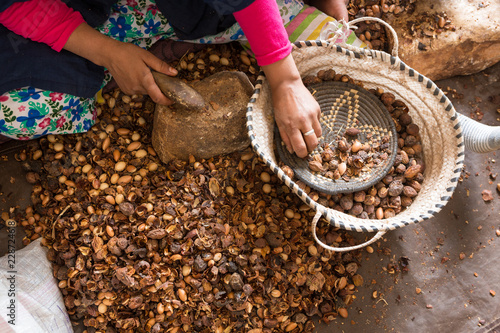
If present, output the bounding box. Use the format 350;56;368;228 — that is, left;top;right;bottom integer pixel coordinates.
326;17;399;57
311;211;386;252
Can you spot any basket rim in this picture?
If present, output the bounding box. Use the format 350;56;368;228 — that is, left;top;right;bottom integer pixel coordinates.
246;40;465;233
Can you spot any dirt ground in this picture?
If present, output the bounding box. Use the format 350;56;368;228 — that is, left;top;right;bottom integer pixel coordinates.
316;61;500;333
0;62;499;333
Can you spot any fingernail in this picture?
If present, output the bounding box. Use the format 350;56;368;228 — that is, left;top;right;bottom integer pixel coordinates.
287;146;293;154
169;67;178;75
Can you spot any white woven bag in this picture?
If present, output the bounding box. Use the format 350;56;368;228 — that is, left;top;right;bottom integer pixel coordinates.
246;18;464;252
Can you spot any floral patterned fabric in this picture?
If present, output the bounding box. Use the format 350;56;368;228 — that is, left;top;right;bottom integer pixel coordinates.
0;0;332;140
0;88;96;139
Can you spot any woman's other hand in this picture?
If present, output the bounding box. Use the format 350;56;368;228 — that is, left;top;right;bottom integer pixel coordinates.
64;23;176;105
306;0;349;22
262;54;322;158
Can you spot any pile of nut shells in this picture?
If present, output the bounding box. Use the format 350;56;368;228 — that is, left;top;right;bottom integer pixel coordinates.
170;44;259;85
12;43;369;333
348;0;455;51
287;70;425;220
306;128;391;181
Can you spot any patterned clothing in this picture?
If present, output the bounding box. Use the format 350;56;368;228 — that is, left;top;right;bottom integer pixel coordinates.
0;0;362;140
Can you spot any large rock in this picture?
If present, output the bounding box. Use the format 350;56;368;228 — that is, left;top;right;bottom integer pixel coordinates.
389;0;500;80
152;72;253;163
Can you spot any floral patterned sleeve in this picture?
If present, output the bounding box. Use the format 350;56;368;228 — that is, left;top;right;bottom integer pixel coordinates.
0;0;85;51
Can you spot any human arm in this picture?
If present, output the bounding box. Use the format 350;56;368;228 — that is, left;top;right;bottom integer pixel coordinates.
261;55;322;158
63;23;176;105
305;0;349;22
233;0;322;158
0;0;176;104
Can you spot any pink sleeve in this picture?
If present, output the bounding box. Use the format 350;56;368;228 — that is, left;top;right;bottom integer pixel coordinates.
0;0;85;52
233;0;292;66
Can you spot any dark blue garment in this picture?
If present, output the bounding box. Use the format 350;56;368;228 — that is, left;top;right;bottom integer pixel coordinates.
156;0;255;40
0;0;116;98
0;0;255;98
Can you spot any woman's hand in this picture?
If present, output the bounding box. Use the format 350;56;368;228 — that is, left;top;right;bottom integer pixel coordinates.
306;0;349;22
64;23;176;105
262;54;322;158
99;41;177;105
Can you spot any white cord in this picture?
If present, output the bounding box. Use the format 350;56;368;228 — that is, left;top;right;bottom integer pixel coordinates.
311;211;386;252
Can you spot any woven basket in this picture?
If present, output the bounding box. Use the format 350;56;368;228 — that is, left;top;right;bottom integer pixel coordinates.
275;80;398;195
246;21;464;252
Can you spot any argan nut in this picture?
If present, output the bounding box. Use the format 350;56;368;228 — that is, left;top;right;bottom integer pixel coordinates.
105;195;115;205
209;54;220;62
438;16;446;28
406;123;420;136
338;162;347;176
240;54;251;66
403;186;418;198
135;149;147;159
117;175;132;185
270;289;281;298
114;161;127;172
308;244;318;256
157;303;164;314
404;165;421;179
285;323;298;332
309;160;324;172
53;142;64;152
285;209;294;219
380;92;395;106
378;187;388;198
98;303;107;314
388;181;404;196
345;128;360;136
376;207;384;219
177;289;187;302
33;150;42;160
401;196;413;207
354;191;366;203
352;274;364;286
106;225;114;237
260;172;271;183
127;141;141;151
399;113;412;126
117;128;130;136
351;140;362;153
338;308;348;318
337;139;349;152
182;265;192;277
79;164;91;174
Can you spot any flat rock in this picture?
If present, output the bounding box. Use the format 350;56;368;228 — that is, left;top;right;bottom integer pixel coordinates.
388;0;500;80
152;71;253;163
